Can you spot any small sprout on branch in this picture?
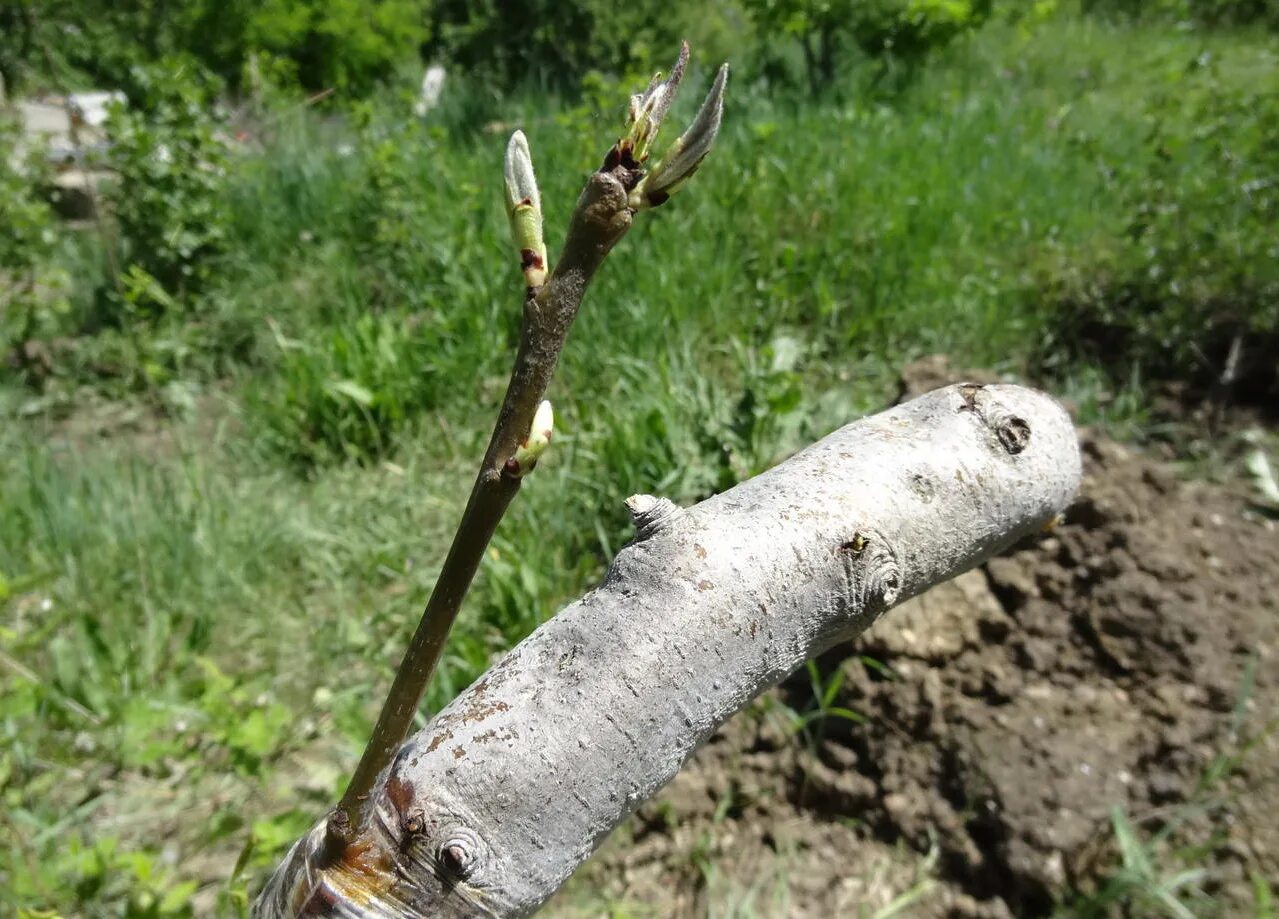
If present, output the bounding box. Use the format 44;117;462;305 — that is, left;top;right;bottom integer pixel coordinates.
623;42;689;165
504;130;548;288
261;43;733;909
630;63;729;210
506;400;554;478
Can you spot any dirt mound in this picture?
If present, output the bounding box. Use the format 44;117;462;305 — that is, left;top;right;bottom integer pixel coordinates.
553;433;1279;916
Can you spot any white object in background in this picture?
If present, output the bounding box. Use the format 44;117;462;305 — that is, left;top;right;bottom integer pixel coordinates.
67;91;126;128
414;65;447;117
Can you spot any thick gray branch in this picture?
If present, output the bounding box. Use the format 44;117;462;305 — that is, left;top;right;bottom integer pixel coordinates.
254;383;1080;918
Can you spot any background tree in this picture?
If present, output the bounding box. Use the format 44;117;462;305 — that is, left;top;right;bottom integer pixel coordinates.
742;0;993;95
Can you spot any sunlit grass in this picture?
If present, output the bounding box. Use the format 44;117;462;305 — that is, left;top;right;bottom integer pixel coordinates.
1;11;1276;916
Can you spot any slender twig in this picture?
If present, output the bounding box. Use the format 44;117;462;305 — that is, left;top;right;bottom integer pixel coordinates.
325;44;729;857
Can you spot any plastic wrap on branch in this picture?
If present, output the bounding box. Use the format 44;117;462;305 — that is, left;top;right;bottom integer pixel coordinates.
253;383;1081;918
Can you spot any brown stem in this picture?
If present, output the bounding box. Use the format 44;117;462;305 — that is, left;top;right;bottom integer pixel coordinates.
329;169;635;849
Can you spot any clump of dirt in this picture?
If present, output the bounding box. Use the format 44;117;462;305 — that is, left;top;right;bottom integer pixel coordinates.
556;418;1278;916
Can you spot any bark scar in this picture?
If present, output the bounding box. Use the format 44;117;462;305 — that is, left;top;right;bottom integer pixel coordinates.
835;528;902;623
958;385;1032;457
626;494;683;540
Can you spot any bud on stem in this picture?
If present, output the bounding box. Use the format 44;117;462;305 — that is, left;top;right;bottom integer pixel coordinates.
624;42;689;165
506;400;554;478
630;63;729;210
504;131;548;288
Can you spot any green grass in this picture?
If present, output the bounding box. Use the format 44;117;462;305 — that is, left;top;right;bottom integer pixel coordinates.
2;9;1277;916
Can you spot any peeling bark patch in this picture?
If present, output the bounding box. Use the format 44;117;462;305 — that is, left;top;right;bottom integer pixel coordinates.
386;774;416;814
694;543;707;559
453;746;467;760
996;416;1031;454
474;726;518;744
460;699;511;726
697;579;714;592
426;730;454;754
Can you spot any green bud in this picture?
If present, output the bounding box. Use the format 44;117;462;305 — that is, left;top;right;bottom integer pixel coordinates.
508;400;554;477
630;64;729;210
504;131;548;287
623;42;688;164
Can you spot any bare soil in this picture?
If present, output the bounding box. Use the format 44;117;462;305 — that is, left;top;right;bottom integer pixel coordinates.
552;414;1279;916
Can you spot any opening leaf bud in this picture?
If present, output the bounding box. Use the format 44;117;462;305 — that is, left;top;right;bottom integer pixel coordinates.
629;63;728;210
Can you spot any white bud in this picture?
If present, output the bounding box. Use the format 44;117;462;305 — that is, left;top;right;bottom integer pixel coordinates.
503;130;540;215
510;400;554;476
503;131;548;287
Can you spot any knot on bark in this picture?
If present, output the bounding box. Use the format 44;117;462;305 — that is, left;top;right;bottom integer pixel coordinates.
956;384;1033;457
837;530;902;622
437;827;484;881
996;416;1031;454
626;494;682;540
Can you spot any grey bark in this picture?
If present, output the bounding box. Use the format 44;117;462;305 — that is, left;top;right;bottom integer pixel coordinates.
254;383;1081;918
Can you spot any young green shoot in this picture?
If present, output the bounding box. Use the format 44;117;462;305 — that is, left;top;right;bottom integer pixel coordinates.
322;42;729;861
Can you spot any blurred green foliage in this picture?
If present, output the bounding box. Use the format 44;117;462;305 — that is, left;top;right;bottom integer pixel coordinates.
1;0;714;97
424;0;687;90
236;0;428;96
104;60;231;307
249;312;451;466
4;0;1274;99
0;0;426;97
0;117;69;381
1083;0;1279;26
743;0;993;93
3;4;1277;442
1039;49;1279;393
